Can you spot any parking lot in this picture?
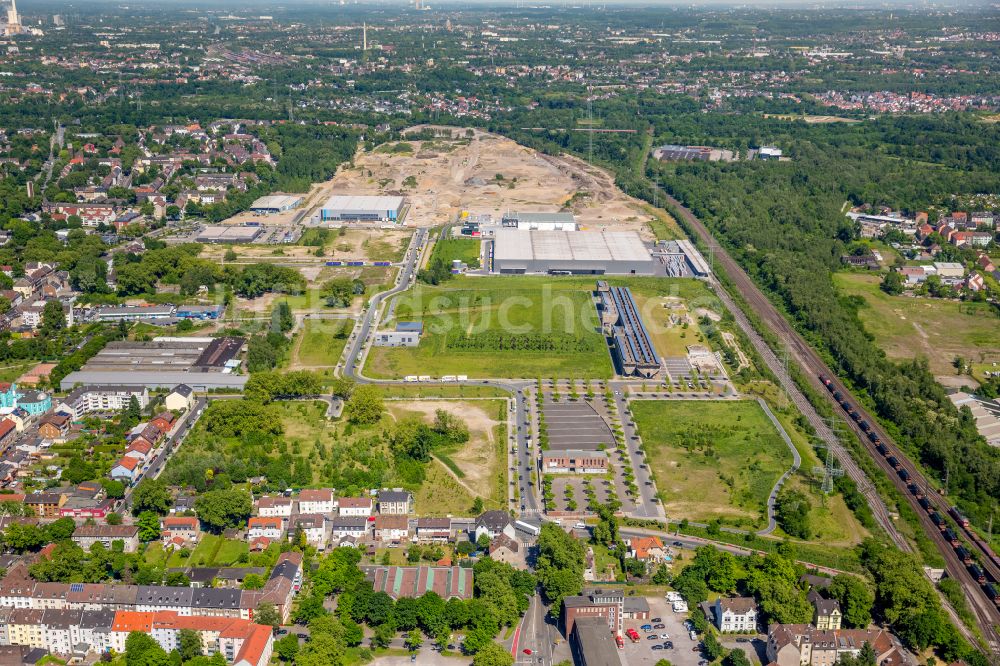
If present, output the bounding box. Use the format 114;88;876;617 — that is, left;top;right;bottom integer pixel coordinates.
620;596;705;666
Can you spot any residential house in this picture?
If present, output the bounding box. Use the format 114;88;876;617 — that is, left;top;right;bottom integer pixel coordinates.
255;497;293;519
297;489;335;515
247;518;284;542
475;510;516;542
373;515;409;544
766;625;906;666
164;384;194;412
337;497;372;517
330;517;370;541
288;515;327;550
37;413;70;440
0;420;16;449
24;493;65;519
110;456;141;483
488;533;524;569
414;518;451;543
56;385;149;420
161;517;200;546
809;591;843;631
713;597;758;633
626;536;668;565
377;490;412;515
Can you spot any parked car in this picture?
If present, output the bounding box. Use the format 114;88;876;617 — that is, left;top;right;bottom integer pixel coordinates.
647;635;659;641
651;617;662;623
641;624;653;632
653;624;666;629
652;645;664;651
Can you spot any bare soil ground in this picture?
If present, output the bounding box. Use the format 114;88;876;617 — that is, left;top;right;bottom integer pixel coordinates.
387;400;503;499
325;126;657;236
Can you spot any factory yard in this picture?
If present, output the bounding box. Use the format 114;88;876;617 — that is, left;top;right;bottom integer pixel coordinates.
323;127;660;233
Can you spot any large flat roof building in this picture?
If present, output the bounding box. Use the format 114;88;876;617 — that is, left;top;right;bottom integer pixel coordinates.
59;337;247;392
195;225;263;244
319;195;405;223
249;194;302;214
492;229;655;275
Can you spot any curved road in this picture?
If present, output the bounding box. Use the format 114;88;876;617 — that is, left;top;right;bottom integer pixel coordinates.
339;228;543;523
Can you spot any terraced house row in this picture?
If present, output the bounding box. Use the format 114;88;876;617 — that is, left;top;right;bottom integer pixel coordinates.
0;608;273;665
0;552;302;623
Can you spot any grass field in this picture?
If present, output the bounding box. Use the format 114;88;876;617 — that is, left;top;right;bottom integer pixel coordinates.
631;400;793;529
369;276;612;379
834;272;1000;380
430;236;482;268
294;318;352;367
367;275;715;379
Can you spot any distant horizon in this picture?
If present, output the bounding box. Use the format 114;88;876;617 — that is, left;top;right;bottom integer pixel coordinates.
21;0;1000;8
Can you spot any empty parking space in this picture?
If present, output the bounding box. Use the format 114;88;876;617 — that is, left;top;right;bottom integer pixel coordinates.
543;401;615;450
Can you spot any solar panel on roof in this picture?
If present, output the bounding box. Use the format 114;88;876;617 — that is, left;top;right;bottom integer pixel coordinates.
70;583;84;592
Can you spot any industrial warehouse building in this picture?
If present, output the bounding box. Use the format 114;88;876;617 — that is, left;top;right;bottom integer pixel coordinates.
249;194;303;214
319;195;405;223
500;211;577;231
60;337;248;392
491;229;655;275
195;225;263;244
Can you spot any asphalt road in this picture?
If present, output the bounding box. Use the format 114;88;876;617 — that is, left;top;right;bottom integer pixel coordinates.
340;228;543;525
122;396;207;511
608;381;664;520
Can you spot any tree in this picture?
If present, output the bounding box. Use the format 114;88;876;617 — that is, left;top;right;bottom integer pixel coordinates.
102;479;126;499
473;643;514;666
131;479;173;516
106;512;123;526
274;634;300;662
405;629;423;652
724;649;752;666
371;623;394;649
137;511;161;542
64;456;95;484
4;522;45;552
703;632;724;661
294;633;345;666
44;517;77;542
255;603;281;627
880;270;904;295
346;385;384;425
178;628;203;661
774;489;811;539
124;631;171;666
39;300;66;338
194;488;252;532
242;573;266;590
471;497;484;514
828;574;875;628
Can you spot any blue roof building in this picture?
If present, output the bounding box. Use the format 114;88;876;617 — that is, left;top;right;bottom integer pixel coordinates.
395;322;424;333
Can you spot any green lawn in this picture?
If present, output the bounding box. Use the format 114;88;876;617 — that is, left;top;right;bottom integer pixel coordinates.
186;534;248;567
369;276;612;379
431;236;482;268
834;272;1000;379
631;400;793;529
295;318;352;367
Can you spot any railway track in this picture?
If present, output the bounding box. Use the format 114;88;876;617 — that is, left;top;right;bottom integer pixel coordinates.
660;191;1000;645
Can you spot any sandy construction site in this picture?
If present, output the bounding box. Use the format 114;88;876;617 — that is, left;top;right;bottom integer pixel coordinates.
323;126;658;235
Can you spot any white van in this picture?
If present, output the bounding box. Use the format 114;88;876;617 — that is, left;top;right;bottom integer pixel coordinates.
690;630;698;641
